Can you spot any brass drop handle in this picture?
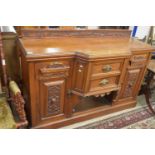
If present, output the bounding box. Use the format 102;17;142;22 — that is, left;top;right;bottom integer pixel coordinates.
102;65;112;72
99;79;109;86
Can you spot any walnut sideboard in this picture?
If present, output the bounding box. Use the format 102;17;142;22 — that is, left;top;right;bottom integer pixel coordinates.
16;29;155;128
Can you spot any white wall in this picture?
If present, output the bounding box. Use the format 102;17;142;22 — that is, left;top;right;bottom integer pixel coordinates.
130;26;150;39
88;26;99;29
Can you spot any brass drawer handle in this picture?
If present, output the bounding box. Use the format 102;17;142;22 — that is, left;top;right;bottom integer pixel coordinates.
102;65;112;72
53;62;63;65
99;79;109;86
49;62;63;66
45;62;64;69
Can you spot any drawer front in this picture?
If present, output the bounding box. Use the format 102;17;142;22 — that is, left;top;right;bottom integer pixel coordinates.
130;54;148;68
35;60;71;80
131;54;148;62
91;59;123;77
89;76;119;91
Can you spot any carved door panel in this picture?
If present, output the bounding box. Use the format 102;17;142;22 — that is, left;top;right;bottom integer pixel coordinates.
120;53;150;99
35;61;70;122
121;69;142;98
39;79;65;120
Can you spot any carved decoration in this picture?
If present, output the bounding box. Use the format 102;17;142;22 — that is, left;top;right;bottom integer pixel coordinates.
47;85;61;115
39;63;70;80
122;70;139;98
40;63;70;72
11;92;28;127
20;29;131;39
131;55;147;61
39;72;69;80
130;61;146;68
130;55;147;68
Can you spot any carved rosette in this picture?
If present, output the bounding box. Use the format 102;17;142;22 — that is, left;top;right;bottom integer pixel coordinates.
47;85;61;115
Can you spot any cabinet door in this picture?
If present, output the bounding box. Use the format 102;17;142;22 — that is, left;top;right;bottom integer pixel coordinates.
39;79;65;119
119;53;150;99
121;69;141;98
35;61;70;122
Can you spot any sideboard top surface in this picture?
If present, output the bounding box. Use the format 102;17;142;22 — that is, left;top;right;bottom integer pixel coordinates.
19;37;155;60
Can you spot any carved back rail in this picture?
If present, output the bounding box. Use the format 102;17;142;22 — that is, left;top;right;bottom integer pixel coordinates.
15;28;131;39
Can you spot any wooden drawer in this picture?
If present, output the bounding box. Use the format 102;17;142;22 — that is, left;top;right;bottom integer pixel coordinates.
72;59;124;95
35;60;71;79
91;59;123;77
89;76;119;92
130;54;148;68
131;54;148;62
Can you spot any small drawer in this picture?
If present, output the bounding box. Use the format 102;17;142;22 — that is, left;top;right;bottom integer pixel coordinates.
91;60;123;76
35;60;71;79
130;54;148;68
89;76;119;91
131;54;147;62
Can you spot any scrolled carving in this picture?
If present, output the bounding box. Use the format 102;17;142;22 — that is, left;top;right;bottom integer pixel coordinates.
130;55;147;68
39;62;70;80
40;63;69;73
130;61;145;68
39;72;69;80
131;55;147;61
